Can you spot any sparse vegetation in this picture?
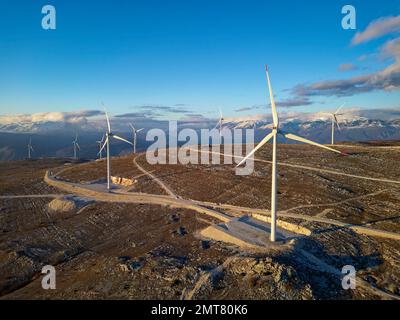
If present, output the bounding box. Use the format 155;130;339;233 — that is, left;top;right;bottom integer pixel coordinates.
0;143;399;299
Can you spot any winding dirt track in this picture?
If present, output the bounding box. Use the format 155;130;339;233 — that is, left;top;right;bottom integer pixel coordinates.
38;155;400;300
130;153;400;240
43;160;400;241
42;166;400;300
279;189;389;213
127;154;400;300
133;155;177;198
188;148;400;185
44;171;232;223
200;202;400;241
0;194;68;199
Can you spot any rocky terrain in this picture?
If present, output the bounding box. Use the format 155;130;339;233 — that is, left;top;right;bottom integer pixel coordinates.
0;142;399;299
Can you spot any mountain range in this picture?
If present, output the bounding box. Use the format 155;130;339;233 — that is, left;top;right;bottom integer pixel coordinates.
0;114;399;161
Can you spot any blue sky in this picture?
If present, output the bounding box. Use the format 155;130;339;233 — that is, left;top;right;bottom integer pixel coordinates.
0;0;399;119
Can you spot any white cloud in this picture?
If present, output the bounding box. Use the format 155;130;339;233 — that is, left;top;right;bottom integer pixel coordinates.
0;110;103;125
352;15;400;45
293;36;400;97
0;110;105;133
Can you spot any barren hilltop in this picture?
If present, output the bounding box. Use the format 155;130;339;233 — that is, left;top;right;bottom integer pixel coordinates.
0;142;399;299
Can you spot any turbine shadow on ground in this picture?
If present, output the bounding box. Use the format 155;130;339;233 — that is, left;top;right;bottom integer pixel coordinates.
286;237;384;299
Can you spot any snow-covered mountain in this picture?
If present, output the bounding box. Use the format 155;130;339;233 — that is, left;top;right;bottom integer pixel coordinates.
0;109;399;161
0;121;102;134
221;117;400;144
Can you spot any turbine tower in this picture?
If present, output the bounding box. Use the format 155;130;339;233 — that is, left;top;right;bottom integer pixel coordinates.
328;104;345;145
99;105;133;191
96;134;105;160
72;134;80;159
129;123;144;154
238;65;347;242
27;138;34;159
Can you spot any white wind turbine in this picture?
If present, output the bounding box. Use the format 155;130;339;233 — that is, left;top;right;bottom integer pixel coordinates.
237;65;347;242
99;105;134;191
129;123;144;154
72;134;80;159
96;134;105;160
215;108;224;138
327;103;345;145
27;138;34;159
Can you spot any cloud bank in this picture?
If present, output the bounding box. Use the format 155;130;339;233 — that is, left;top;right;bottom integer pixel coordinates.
0;110;104;125
0;107;399;134
352;15;400;45
288;16;400;99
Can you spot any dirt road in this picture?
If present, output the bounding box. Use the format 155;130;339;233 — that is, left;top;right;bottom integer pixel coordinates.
45;170;400;241
188;148;400;185
133;155;178;198
0;194;68;199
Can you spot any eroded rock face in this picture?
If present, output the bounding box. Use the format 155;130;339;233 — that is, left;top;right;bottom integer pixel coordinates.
48;197;77;212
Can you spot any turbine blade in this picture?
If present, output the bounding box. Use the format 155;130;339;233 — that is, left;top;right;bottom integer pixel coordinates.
334;115;341;131
214;121;220;130
137;128;144;132
335;102;345;114
129;123;135;131
265;65;278;127
282;132;343;154
219;107;223;119
102;103;111;133
99;137;108;154
76;143;80;150
113;134;134;146
237;131;274;166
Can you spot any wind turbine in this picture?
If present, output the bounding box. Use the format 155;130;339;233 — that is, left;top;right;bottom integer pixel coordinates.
72;134;80;159
27;138;34;159
328;103;345;145
215;108;224;138
96;134;105;160
99;105;134;191
129;123;144;154
237;65;347;242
